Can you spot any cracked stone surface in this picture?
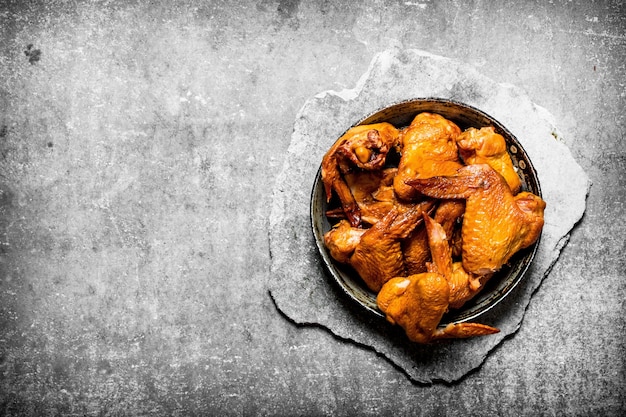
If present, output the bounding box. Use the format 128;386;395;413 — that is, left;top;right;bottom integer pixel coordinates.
269;48;590;384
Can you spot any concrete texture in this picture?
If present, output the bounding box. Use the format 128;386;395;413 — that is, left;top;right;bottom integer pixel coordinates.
0;0;624;415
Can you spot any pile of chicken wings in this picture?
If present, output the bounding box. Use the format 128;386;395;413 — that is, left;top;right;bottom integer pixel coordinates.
321;112;545;344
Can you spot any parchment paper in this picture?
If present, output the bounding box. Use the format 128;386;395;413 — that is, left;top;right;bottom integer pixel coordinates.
268;48;590;384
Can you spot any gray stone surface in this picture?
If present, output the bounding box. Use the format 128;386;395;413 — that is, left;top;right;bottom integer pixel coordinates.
0;0;624;415
269;48;590;384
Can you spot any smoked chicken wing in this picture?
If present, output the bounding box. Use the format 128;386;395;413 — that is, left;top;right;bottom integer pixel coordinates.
326;168;405;226
406;164;546;276
456;126;522;193
377;273;450;344
321;123;400;226
393;113;463;201
323;220;367;264
377;273;499;344
349;201;434;292
423;213;492;309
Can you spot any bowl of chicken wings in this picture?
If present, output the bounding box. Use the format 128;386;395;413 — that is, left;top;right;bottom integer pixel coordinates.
311;98;546;344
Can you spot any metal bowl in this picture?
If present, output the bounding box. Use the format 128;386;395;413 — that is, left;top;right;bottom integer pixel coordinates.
310;98;542;325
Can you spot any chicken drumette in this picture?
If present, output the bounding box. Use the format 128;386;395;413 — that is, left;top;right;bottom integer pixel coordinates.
393;113;463;201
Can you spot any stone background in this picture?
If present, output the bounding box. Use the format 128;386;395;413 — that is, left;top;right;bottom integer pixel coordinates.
0;0;624;415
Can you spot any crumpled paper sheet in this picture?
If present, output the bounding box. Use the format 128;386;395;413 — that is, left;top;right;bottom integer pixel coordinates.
268;48;590;384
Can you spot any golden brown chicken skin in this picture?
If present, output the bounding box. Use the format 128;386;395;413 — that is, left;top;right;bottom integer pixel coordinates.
342;168;402;226
456;126;522;194
377;272;450;344
377;272;499;344
321;123;400;226
393;113;463;201
402;199;465;275
325;168;419;227
407;164;545;276
323;220;367;264
349;201;433;292
400;226;430;275
423;213;492;309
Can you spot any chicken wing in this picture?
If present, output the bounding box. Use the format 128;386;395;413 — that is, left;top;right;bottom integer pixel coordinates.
393;113;463;201
377;273;450;344
377;273;499;344
323;220;367;264
350;201;434;292
325;168;404;226
406;164;545;275
456;126;522;194
321;123;400;226
423;213;492;309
